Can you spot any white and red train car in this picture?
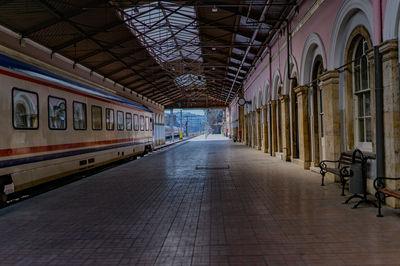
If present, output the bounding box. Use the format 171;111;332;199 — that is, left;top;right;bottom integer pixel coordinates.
0;54;154;207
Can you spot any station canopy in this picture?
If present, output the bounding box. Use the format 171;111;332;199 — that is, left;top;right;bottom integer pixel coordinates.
0;0;296;108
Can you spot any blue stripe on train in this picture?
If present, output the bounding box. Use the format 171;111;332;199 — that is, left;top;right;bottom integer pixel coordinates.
0;141;152;168
0;54;152;113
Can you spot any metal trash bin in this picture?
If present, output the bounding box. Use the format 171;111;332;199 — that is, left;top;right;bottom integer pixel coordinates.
349;163;366;194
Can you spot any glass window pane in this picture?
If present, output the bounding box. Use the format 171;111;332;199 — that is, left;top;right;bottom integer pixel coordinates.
117;111;124;131
13;88;39;129
320;113;324;138
366;118;372;142
106;108;114;130
73;101;87;130
145;117;149;131
361;56;369;90
354;64;360;92
48;96;66;129
91;106;102;130
134;114;139;131
358;118;365;142
140;115;144;131
365;91;371;116
126;113;132;131
358;94;364;117
150;118;153;131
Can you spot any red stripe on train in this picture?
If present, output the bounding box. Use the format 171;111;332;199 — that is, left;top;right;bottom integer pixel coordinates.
0;138;151;157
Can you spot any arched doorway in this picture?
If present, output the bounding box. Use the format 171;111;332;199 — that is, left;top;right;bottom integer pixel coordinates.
311;56;324;165
290;78;299;159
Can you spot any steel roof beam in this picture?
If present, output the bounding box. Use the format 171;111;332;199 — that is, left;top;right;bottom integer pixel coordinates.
20;1;102;37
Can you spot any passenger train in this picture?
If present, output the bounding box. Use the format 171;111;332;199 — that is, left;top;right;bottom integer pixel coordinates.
0;53;154;207
164;126;180;139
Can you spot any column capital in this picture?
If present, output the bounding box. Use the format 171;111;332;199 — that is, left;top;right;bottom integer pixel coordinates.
320;70;339;86
269;99;277;105
379;40;399;62
294;85;308;95
278;94;289;102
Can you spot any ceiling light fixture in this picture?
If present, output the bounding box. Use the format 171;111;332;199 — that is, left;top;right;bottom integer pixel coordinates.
212;4;218;13
212;47;216;51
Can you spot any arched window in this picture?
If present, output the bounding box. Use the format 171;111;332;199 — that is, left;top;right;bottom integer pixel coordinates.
353;37;371;144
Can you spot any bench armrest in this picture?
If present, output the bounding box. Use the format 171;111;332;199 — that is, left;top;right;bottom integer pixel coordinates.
339;166;351;184
374;177;400;191
319;160;340;172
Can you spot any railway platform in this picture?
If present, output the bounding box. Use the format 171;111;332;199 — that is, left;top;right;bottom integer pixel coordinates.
1;135;400;265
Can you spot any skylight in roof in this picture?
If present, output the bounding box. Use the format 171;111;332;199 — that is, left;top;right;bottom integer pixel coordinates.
175;73;205;87
123;1;203;65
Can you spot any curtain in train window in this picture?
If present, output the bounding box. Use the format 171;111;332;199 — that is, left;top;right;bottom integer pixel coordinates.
126;113;132;131
48;96;66;130
13;88;39;129
106;108;115;130
149;118;153;131
73;101;87;130
133;114;139;131
140;115;144;131
145;116;149;131
117;111;124;131
91;105;102;130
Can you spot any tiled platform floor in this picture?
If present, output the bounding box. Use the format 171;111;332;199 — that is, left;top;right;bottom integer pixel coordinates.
1;135;400;265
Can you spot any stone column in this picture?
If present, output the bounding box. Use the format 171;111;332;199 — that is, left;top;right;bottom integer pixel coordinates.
269;100;277;156
247;113;251;147
279;95;291;161
320;70;341;181
294;86;311;169
262;106;269;153
256;109;261;150
239;106;244;142
243;114;247;145
380;40;400;207
252;111;256;148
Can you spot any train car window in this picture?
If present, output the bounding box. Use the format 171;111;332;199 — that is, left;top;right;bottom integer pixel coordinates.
117;111;124;131
140;115;144;131
126;113;132;131
106;108;114;130
12;88;39;129
48;96;66;130
150;118;153;131
73;101;87;130
91;105;102;130
133;114;139;131
145;116;149;131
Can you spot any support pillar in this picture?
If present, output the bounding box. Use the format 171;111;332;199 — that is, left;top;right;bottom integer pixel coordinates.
256;109;261;150
320;71;341;180
279;95;291;161
269;100;277;156
262;106;268;153
379;40;400;207
244;114;248;145
294;86;311;169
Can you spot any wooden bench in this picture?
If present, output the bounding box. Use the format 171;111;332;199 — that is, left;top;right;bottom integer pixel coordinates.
319;149;373;196
374;177;400;217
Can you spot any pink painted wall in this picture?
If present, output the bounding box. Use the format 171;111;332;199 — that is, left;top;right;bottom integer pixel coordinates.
231;0;388;113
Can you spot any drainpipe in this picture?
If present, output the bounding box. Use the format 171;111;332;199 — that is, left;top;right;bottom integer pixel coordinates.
269;47;272;155
374;0;384;179
287;20;291;83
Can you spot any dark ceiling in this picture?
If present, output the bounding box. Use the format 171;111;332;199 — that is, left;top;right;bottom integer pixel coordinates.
0;0;297;108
